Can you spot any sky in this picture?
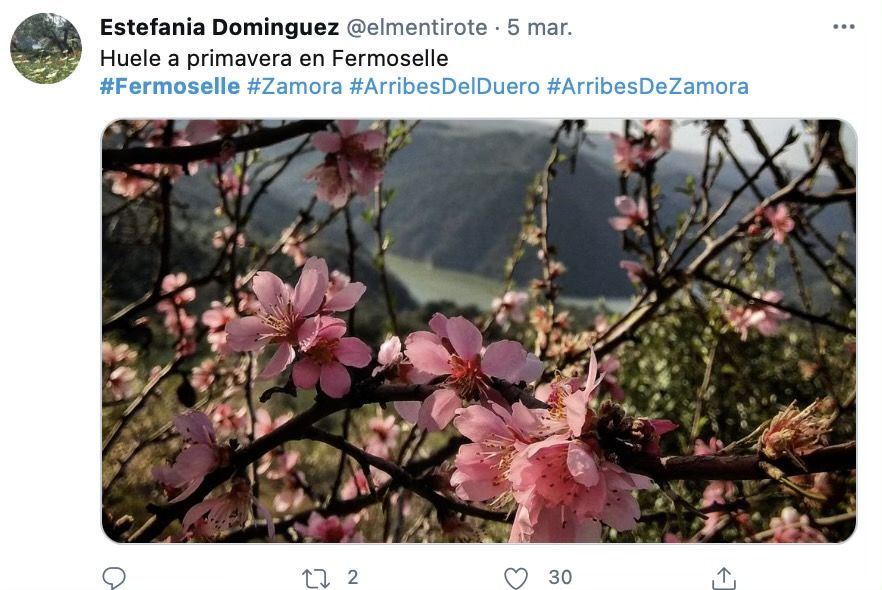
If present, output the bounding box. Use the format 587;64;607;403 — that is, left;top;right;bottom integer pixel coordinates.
582;118;857;169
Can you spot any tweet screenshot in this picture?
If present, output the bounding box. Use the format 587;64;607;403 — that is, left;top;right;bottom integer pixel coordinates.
2;1;877;589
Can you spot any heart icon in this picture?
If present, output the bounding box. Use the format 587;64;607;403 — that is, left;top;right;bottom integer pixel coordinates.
504;567;528;590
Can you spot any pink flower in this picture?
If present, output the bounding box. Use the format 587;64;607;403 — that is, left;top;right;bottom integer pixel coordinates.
724;290;790;340
190;358;216;393
294;512;362;542
103;342;137;366
769;507;827;543
152;411;227;503
643;120;673;152
509;437;653;542
598;355;625;401
694;436;724;456
374;336;433;390
263;451;305;512
376;336;404;373
212;226;246;251
215;170;250;199
107;366;137;400
609;196;649;231
402;314;543;431
365;412;400;459
491;291;529;326
291;316;372;398
620;260;648;284
341;469;372;500
105;164;159;199
305;120;386;207
184;119;240;144
254;408;291;439
764;204;795;244
202;302;237;356
210;403;248;439
610;133;654;174
534;358;602;439
281;234;308;267
225;257;366;381
157;273;196;307
182;477;274;539
449;353;674;543
692;438;736;537
450;402;540;501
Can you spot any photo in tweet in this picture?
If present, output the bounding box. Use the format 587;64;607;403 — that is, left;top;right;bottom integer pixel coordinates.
101;118;856;543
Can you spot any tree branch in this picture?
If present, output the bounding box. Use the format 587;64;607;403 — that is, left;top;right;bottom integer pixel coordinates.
102;120;331;171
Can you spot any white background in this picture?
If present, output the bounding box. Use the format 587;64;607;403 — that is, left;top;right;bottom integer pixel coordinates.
1;1;877;588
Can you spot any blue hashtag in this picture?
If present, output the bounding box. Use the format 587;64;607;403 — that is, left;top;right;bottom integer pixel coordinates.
547;77;561;95
350;78;363;95
99;77;114;95
247;77;261;94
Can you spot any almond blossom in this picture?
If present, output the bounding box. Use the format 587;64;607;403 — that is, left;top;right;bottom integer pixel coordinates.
225;257;365;381
364;412;401;459
184;119;241;144
620;260;648;284
294;512;363;542
215;169;250;199
107;366;137;400
290;316;372;398
254;408;291;439
609;196;649;232
768;507;827;543
201;302;237;356
103;342;137;366
449;353;676;543
190;358;216;393
402;314;543;431
491;291;530;327
724;290;790;340
508;440;653;542
209;403;248;439
305;120;386;207
182;477;274;540
764;204;796;244
450;402;541;502
693;437;736;538
609;133;655;174
152;411;228;503
643;119;673;152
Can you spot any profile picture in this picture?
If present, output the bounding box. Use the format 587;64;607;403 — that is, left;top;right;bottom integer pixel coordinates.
10;13;80;84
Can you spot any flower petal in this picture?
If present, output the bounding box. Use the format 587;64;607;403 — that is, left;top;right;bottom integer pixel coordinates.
418;389;460;431
292;358;321;390
405;338;451;376
323;282;366;312
226;316;274;352
481;340;528;381
252;271;289;314
311;131;342;153
320;362;352;398
394;400;422;424
259;344;295;379
453;404;508;442
567;442;601;487
446;316;483;360
334;337;372;368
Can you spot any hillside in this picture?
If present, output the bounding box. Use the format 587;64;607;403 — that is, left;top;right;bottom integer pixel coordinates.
104;120;855;305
